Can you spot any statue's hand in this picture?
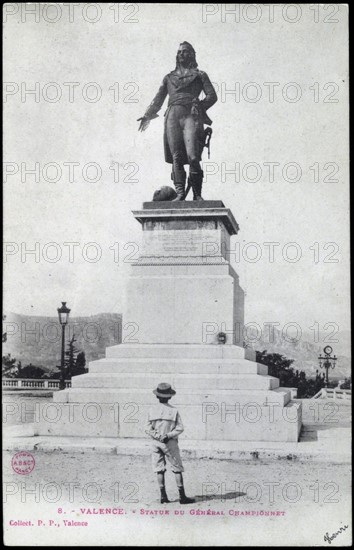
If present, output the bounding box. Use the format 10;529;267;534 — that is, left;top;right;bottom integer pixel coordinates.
137;116;150;132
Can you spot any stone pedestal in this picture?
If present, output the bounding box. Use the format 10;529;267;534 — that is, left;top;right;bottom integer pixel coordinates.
123;201;244;346
37;201;301;442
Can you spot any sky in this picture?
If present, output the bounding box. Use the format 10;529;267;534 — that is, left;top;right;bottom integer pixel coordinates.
3;3;350;336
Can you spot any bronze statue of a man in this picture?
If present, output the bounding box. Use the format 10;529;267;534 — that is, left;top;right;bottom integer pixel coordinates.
138;42;217;201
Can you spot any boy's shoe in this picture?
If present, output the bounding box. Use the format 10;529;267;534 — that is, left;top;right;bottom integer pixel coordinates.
178;487;195;504
179;495;195;504
160;488;170;504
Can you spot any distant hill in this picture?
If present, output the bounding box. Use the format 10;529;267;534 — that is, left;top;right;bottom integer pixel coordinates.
246;325;351;381
2;312;351;380
2;312;122;372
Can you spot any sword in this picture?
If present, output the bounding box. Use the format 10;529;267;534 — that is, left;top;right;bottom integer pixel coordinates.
204;126;212;159
185;179;192;199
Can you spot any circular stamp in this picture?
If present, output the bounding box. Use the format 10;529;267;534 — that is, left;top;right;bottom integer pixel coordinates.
11;451;35;475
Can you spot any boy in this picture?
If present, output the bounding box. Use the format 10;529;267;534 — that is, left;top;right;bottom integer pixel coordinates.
145;383;194;504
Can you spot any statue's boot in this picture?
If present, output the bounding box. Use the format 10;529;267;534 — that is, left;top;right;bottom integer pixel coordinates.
172;181;186;201
171;165;186;201
190;171;204;201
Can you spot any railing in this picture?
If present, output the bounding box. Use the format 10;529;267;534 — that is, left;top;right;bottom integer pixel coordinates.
2;378;72;390
313;387;351;400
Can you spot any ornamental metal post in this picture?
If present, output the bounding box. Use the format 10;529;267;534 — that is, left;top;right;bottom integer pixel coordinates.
57;302;71;390
318;346;337;388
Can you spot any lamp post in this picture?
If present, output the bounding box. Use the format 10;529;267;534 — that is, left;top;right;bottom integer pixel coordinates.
57;302;71;390
318;345;337;388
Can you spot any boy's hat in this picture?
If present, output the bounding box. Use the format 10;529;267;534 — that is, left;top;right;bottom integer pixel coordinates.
153;383;176;398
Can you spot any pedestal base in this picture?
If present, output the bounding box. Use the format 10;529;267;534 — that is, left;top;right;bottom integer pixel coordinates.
35;344;302;442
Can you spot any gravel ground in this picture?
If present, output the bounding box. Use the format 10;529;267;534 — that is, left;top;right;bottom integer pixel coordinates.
3;448;352;546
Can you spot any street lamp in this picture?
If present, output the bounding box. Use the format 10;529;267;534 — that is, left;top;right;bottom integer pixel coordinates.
318;345;337;388
57;302;71;390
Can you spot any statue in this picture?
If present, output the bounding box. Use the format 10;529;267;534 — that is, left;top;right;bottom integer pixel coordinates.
137;42;218;201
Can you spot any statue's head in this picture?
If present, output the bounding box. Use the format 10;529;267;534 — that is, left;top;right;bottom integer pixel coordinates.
176;41;198;69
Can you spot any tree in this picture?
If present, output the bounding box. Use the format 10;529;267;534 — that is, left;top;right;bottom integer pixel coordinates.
2;353;18;377
73;351;87;376
62;335;87;379
256;351;294;379
3;353;48;379
340;377;352;390
256;350;325;398
16;364;46;379
2;314;7;343
64;335;80;378
49;370;61;380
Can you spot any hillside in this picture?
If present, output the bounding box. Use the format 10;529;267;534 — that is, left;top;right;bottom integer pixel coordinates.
246;325;351;380
3;312;122;372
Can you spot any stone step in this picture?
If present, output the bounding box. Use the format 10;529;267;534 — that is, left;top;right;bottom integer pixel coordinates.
273;387;292;404
54;387;291;406
37;397;301;442
88;358;268;375
71;372;279;391
106;343;253;360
